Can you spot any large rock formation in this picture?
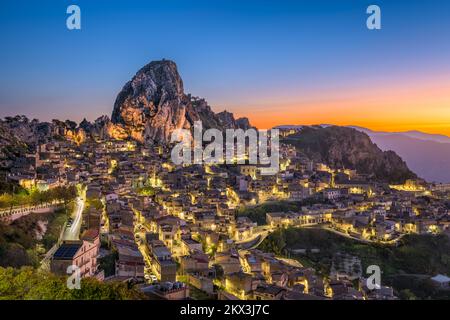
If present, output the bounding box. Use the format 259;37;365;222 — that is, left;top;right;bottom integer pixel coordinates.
111;59;252;144
282;126;417;183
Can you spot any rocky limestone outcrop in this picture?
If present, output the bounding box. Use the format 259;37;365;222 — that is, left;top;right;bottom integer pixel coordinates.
216;111;252;130
111;59;253;144
78;116;112;140
282;125;417;184
235;117;252;130
0;116;64;146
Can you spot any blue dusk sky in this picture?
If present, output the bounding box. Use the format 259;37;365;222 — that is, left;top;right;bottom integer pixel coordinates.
0;0;449;134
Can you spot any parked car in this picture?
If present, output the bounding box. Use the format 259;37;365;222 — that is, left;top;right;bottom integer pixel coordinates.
145;274;158;284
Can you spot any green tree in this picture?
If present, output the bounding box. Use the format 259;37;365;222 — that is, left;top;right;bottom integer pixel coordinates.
0;266;147;300
399;289;416;300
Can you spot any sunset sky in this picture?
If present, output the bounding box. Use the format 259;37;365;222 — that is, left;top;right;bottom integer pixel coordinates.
0;0;449;135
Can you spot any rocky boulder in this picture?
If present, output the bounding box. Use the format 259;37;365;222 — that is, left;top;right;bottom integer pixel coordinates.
111;59;253;144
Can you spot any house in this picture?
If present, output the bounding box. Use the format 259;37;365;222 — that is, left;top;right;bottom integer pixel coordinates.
181;237;203;255
375;220;397;240
431;274;450;290
360;280;396;300
266;212;296;228
86;207;102;230
114;241;145;278
105;193;119;202
179;252;210;274
50;228;100;278
252;284;286;300
322;188;342;201
142;282;189;300
269;271;289;287
287;184;311;201
261;257;284;278
241;252;263;274
188;273;215;295
297;210;332;226
236;175;251;192
51;242;82;276
86;186;102;199
214;252;242;275
234;216;256;240
148;240;177;282
225;272;253;298
158;223;179;249
325;280;355;299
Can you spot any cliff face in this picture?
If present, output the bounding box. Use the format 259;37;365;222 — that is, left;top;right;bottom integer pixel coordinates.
282;126;417;183
0;120;30;171
0;116;63;173
0;116;57;145
111;59;253;144
0;115;114;167
216;111;252;130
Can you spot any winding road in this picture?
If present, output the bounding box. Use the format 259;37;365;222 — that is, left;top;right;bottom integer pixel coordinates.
40;186;86;271
62;196;85;240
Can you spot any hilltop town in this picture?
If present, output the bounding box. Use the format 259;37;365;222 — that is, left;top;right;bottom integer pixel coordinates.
1;61;449;300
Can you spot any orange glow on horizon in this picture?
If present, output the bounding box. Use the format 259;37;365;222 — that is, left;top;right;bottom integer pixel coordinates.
229;75;450;136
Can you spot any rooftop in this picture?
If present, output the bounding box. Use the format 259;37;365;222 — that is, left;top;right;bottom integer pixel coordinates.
81;228;99;241
431;274;450;283
53;243;82;260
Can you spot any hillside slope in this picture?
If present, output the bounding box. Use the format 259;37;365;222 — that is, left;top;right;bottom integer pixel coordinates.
282;126;417;183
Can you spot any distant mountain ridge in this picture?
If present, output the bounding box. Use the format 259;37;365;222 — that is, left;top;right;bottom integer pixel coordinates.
348;126;450;183
348;126;450;144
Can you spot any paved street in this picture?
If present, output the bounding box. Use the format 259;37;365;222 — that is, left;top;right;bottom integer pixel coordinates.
64;185;86;241
62;196;85;240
